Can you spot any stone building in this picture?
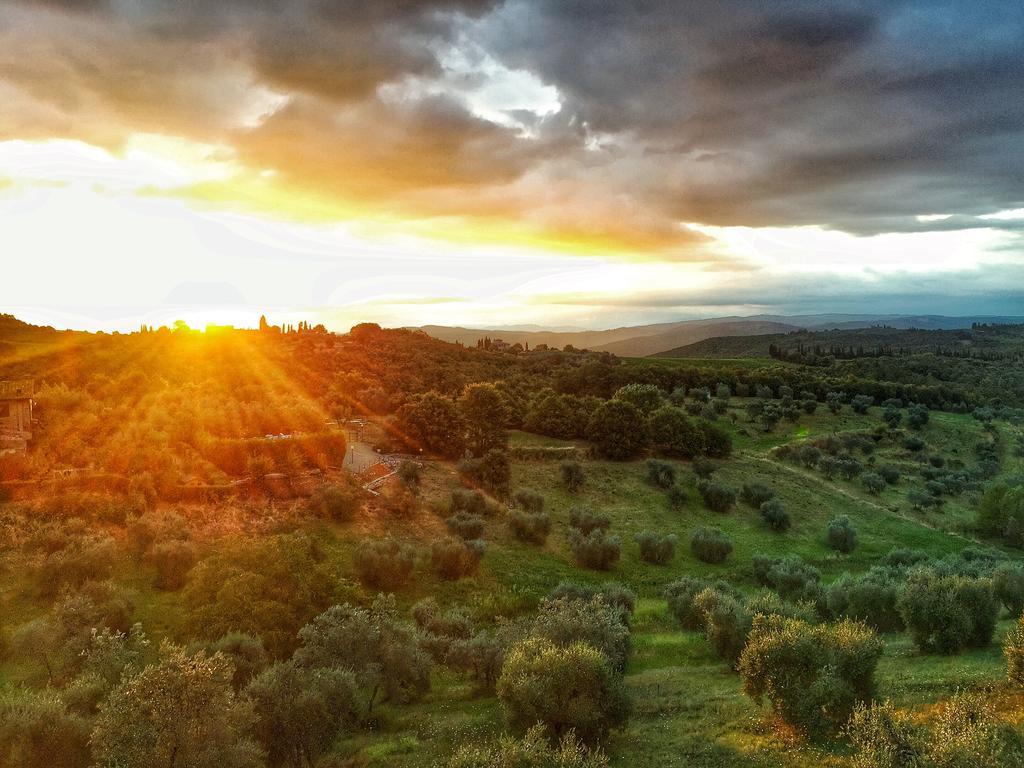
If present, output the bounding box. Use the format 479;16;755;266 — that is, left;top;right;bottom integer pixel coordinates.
0;379;33;456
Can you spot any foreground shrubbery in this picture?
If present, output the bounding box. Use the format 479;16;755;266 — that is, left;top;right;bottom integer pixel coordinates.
739;616;883;735
449;725;609;768
897;570;998;654
496;638;630;744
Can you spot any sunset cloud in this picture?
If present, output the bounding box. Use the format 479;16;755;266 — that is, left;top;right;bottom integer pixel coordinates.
1;0;1022;328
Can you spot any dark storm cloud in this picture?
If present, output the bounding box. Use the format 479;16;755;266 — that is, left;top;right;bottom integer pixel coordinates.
2;0;1023;249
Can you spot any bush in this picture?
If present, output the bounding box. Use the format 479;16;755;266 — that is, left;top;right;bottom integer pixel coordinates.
897;570;999;654
206;632;268;691
569;529;621;571
508;509;551;545
752;555;823;607
151;540;197;591
759;499;790;532
447;512;486;540
355;538;417;590
877;465;901;485
431;537;485;580
450;488;490;517
694;587;752;667
245;660;359;768
587;399;647;460
548;582;636;619
1006;614;1024;685
739;616;883;735
647;406;705;458
740;483;774;508
848;693;1019;768
646;459;677;489
496;638;630;744
561;462;585;493
993;563;1024;616
861;472;886;495
0;687;91;768
699;422;733;458
826;571;904;633
697;480;736;513
635;531;677;565
513;488;545;514
448;725;609;768
532;596;632;674
826;515;858;554
692;457;716;479
691;526;732;564
664;577;740;631
306;482;361;521
458;449;511;498
666;484;687;510
568;507;610;535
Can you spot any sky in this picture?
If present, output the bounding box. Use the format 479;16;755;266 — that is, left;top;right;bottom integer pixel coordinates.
1;0;1023;332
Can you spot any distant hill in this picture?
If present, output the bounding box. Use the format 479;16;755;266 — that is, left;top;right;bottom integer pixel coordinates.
653;323;1024;360
414;314;1024;357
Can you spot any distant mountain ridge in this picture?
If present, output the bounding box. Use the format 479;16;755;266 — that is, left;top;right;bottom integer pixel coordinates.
412;314;1024;358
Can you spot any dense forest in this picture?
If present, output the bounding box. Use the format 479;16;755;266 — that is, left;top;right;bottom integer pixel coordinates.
3;315;1024;767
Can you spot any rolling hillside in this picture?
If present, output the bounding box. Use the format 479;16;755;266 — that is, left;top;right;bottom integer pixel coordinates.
416;314;1024;358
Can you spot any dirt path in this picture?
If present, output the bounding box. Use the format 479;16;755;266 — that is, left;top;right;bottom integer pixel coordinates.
740;451;979;544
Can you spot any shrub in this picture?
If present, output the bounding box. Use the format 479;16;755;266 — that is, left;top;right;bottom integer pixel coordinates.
561;462;585;493
92;643;262;768
206;632;268;692
849;693;1019;768
826;515;858;554
246;660;359;768
826;571;904;633
508;509;551;545
877;465;901;485
568;507;610;535
759;499;790;532
447;512;486;540
513;488;545;514
903;436;925;452
897;570;999;654
993;563;1024;616
548;582;636;619
458;449;511;497
861;472;886;495
355;538;417;590
1006;614;1024;685
692;457;716;479
397;460;422;491
306;482;361;521
666;484;688;510
496;638;630;744
699;422;733;458
740;483;774;508
295;595;431;710
697;480;736;513
647;406;705;458
532;596;632;673
739;616;883;735
664;577;740;631
0;687;91;768
753;555;824;607
450;488;490;517
184;534;335;658
851;395;874;414
691;526;732;564
448;725;609;768
635;531;677;565
587;399;647;460
569;529;621;571
151;540;197;591
646;459;677;489
694;587;752;667
431;537;486;580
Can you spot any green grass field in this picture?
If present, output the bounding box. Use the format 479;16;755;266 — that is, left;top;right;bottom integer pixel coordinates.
2;401;1022;767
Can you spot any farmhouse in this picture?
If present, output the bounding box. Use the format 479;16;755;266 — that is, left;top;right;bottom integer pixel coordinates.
0;379;33;456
